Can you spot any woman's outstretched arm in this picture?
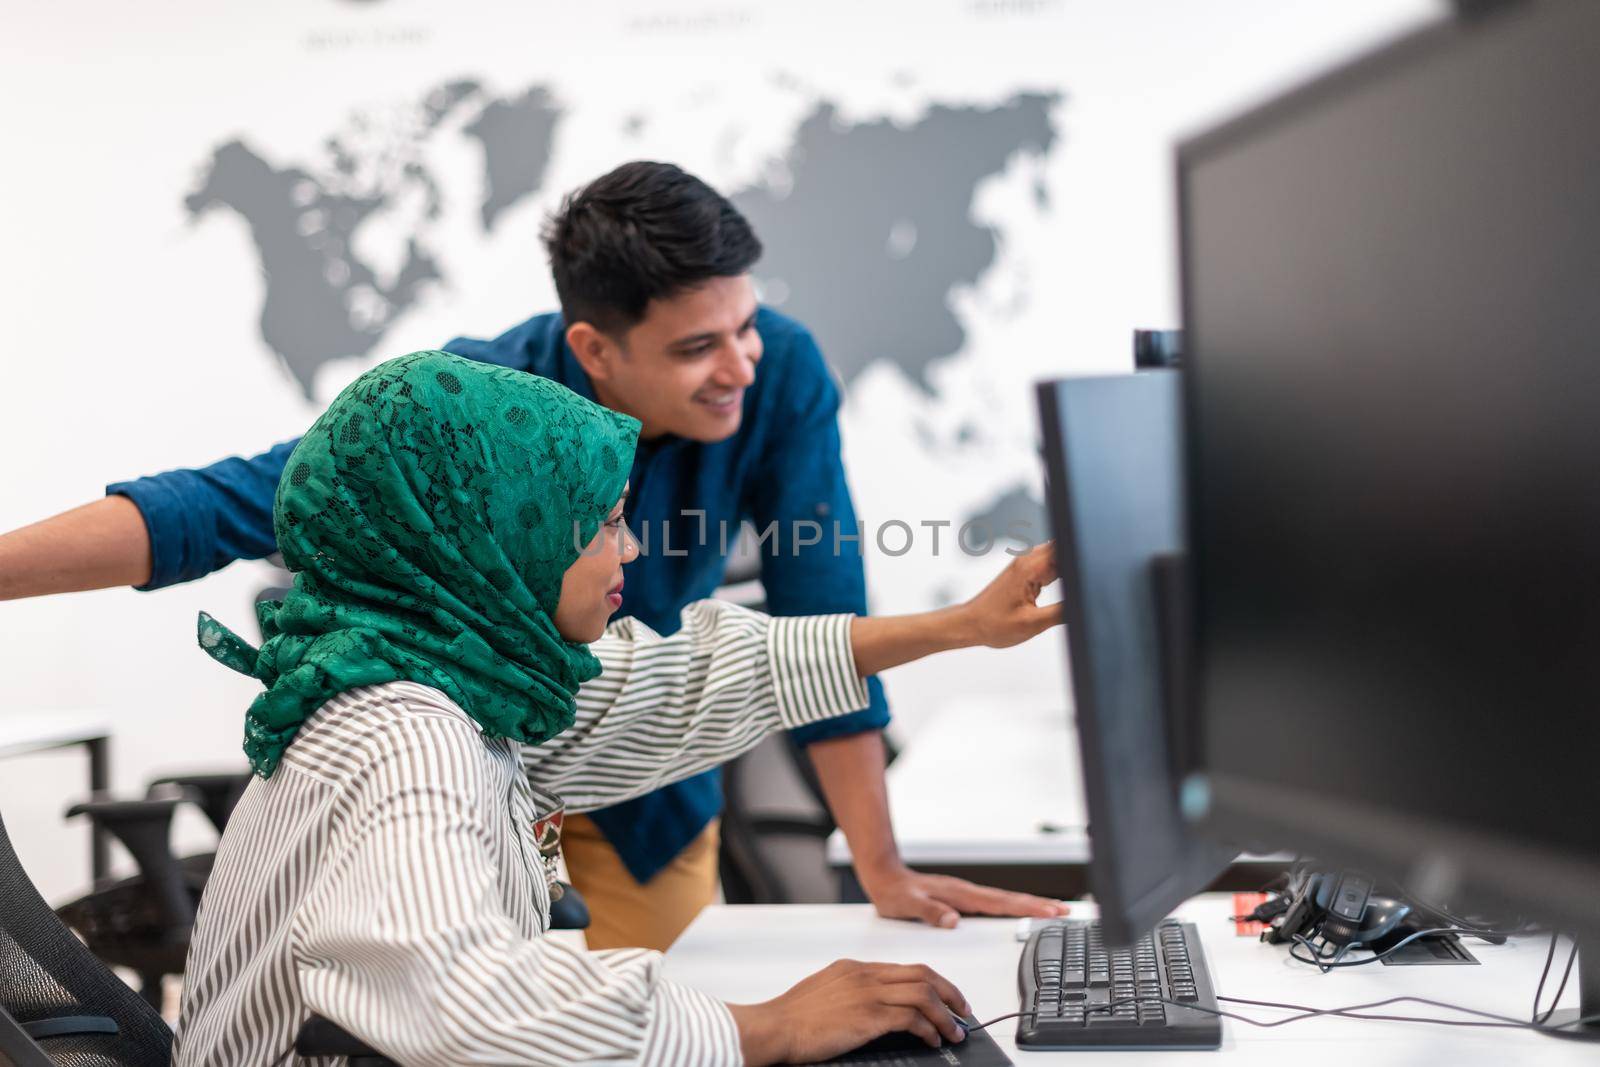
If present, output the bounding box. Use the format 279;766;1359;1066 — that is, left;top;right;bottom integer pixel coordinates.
522;543;1060;812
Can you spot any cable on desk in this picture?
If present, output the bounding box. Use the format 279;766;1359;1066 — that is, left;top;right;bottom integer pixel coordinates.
1532;931;1561;1023
961;1010;1033;1033
1533;933;1579;1026
1285;926;1540;972
1213;993;1600;1033
993;994;1600;1036
1396;881;1538;940
1234;867;1541;942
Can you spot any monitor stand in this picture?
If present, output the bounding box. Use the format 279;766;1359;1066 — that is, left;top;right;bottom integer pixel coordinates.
1544;939;1600;1041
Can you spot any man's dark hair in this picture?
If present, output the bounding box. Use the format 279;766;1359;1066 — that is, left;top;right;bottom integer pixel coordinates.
542;161;763;337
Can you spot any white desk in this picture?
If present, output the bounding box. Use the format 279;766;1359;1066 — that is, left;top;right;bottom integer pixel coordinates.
665;895;1592;1065
828;705;1284;896
830;704;1089;870
0;712;113;880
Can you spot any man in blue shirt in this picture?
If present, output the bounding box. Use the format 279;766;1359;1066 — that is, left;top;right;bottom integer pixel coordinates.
0;161;1066;949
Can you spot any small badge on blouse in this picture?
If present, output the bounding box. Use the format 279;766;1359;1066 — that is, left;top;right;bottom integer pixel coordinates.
529;787;567;901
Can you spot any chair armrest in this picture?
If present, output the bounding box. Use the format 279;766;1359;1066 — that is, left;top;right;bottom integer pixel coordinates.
64;797;192;930
146;772;250;834
20;1016;118;1040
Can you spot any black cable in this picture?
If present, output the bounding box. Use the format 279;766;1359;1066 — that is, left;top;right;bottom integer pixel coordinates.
991;995;1600;1034
1215;993;1600;1033
1532;931;1561;1023
1290;931;1354;970
1232;894;1294;925
1536;941;1580;1026
1290;932;1341;970
1289;926;1498;971
1397;881;1538;939
1271;869;1538;946
962;1010;1031;1033
1425;914;1544;941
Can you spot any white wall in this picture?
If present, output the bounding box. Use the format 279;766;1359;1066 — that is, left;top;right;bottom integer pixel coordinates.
0;0;1442;904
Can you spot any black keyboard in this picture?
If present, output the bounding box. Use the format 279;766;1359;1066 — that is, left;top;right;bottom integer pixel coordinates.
1016;918;1222;1050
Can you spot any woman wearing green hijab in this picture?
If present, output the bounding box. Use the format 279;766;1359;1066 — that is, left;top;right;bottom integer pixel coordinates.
175;351;1063;1067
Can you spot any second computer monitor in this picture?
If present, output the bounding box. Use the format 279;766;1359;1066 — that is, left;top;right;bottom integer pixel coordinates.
1037;370;1234;946
1179;0;1600;941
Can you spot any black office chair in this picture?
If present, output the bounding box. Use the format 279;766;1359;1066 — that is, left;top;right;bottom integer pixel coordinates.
0;809;174;1067
710;534;906;905
720;734;839;904
51;771;251;1006
294;1016;398;1067
145;774;247;839
143;773;250;884
51;795;200;1011
720;728;902;905
51;768;253;1012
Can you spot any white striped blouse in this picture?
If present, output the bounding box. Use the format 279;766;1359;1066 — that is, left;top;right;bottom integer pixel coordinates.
172;602;869;1066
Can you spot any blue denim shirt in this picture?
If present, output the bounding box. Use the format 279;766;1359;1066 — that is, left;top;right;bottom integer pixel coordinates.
109;307;889;882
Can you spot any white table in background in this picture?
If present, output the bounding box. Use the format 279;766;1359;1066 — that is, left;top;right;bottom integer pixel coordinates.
0;712;114;880
665;894;1592;1065
827;704;1286;897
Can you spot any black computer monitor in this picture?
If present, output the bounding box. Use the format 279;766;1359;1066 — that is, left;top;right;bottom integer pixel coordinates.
1037;371;1235;946
1179;0;1600;970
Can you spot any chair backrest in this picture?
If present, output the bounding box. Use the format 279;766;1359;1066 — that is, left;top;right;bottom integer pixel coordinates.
711;542;842;904
712;524;905;905
720;733;840;905
0;811;172;1067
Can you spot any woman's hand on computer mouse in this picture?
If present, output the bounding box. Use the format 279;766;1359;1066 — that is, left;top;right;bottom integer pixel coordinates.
957;541;1061;649
726;959;970;1066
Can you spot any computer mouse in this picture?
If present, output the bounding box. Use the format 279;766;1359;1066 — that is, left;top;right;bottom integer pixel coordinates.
847;1011;969;1055
1349;896;1411;946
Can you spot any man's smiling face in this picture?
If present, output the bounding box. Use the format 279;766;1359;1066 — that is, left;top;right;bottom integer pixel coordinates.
583;274;763;442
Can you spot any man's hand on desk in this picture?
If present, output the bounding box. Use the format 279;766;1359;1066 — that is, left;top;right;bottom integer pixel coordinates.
859;863;1070;929
809;731;1070;929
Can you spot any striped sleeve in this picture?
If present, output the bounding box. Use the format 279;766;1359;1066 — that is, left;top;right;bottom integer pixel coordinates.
766;613;871;729
600;951;742;1067
290;712;742;1066
523;600;870;812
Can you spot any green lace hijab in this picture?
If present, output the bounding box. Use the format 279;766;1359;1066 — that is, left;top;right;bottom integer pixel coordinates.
199;351;641;777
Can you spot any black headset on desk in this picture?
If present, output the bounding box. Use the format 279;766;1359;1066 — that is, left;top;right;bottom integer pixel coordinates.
1244;867;1533;972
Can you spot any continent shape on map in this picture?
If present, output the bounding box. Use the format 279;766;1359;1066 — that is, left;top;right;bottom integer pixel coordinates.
186;79;561;398
186;141;443;398
965;484;1047;549
732;92;1059;391
463;87;563;231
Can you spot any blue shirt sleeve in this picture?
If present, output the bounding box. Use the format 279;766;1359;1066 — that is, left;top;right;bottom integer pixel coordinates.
107;438;299;590
103;325;543;592
745;322;891;744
